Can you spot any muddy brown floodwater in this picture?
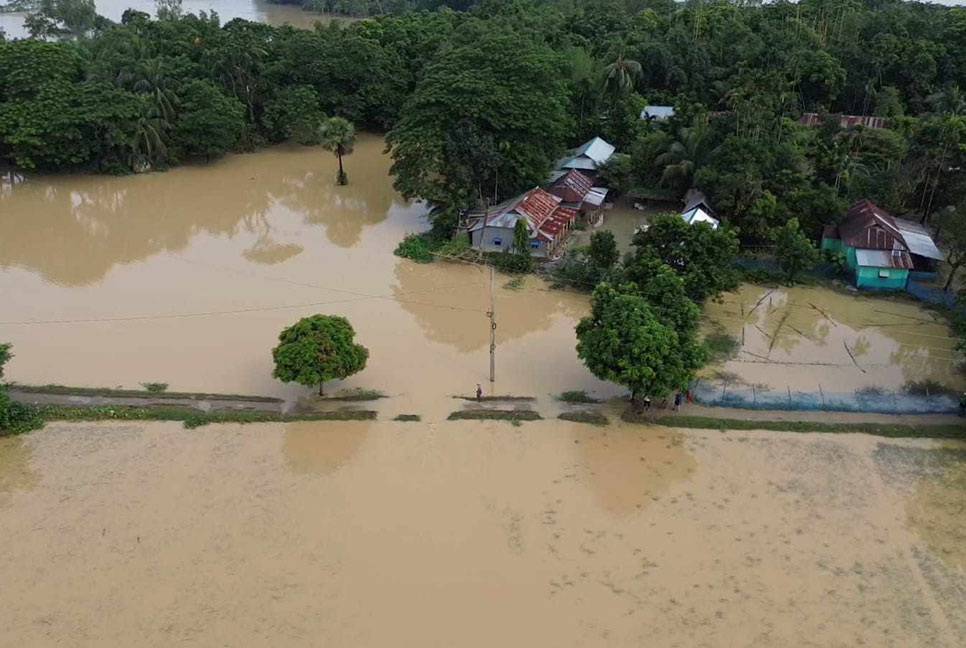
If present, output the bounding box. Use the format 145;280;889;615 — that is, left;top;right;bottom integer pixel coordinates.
0;134;621;417
702;284;965;394
1;420;964;646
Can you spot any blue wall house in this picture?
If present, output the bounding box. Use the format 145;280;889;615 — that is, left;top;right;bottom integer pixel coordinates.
466;187;577;259
821;199;944;289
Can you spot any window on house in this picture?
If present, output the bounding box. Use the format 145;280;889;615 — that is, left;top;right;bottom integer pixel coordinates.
530;241;540;249
493;238;502;246
879;269;889;278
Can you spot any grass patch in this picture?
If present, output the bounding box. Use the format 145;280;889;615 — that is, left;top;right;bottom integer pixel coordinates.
556;390;602;404
323;388;386;402
447;409;542;423
453;395;535;402
393;414;421;422
644;414;966;439
32;405;375;430
10;384;282;403
558;410;608;426
704;332;740;362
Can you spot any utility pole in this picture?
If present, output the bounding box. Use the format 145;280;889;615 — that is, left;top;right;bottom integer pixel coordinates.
488;265;496;383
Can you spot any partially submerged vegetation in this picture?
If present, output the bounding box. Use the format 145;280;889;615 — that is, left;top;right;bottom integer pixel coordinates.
648;415;966;440
393;414;421;422
558;410;608;427
556;390;602;404
9;384;282;402
321;388;386;402
447;409;542;423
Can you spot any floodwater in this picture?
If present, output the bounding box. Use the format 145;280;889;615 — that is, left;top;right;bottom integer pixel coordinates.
0;419;964;646
0;0;347;39
702;284;965;395
0;134;619;416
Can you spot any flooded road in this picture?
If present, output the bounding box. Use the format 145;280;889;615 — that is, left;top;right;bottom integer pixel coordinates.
0;0;337;39
0;135;618;416
0;419;964;646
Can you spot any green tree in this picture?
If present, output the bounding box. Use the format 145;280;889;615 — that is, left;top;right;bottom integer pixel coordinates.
576;283;707;404
588;230;619;271
318;116;356;185
937;207;966;290
170;80;245;161
386;23;570;213
0;342;11;380
512;218;532;269
24;0;99;40
272;315;369;396
601;48;642;101
656;119;715;197
629;212;739;302
263;85;323;145
774;218;819;283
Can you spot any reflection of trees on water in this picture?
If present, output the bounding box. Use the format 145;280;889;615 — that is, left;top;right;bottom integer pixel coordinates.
392;261;586;353
0;136;396;285
0;437;39;510
279;150;396;248
281;421;370;476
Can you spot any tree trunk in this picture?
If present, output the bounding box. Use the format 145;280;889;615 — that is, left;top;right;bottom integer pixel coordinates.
944;262;961;291
319;381;324;396
337;150;346;185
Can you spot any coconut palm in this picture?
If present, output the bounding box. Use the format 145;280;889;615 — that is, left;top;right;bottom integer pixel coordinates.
655;121;713;195
927;84;966;117
318;117;356;185
126;101;167;172
601;49;642;100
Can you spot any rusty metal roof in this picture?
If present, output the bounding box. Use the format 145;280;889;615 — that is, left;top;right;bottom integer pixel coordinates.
548;169;593;203
839;200;906;251
798;113;888;129
467;187;575;243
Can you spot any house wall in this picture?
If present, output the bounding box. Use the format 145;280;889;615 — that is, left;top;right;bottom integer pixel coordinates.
471;226;549;257
855;266;909;290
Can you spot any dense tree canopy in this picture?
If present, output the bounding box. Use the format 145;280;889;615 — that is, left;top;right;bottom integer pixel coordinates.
576;282;706;402
272;315;369;395
2;0;966;246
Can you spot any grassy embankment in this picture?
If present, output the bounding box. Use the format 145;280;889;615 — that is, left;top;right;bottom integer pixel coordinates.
643;414;966;439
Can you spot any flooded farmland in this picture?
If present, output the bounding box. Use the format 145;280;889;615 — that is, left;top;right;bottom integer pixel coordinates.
0;420;964;646
701;284;965;409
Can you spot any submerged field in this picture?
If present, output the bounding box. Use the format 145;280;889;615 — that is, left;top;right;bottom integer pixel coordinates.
0;419;964;646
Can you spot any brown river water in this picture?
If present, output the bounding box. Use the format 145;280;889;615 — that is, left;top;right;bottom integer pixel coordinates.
0;419;964;646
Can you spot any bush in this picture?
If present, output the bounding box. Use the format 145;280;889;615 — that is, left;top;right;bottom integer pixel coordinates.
490;250;532;274
394;233;438;263
140;382;169;393
0;390;43;436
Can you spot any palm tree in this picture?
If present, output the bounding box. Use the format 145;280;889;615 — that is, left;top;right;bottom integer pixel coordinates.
927;84;966;117
601;48;642;101
319;117;356;186
126;101;167;173
655;120;713;196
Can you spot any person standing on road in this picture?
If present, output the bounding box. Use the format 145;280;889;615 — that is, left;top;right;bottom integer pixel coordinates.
959;392;966;417
476;384;483;402
674;392;683;411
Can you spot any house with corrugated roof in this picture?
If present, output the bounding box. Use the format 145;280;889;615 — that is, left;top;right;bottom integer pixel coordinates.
546;168;609;219
640;105;675;121
555;137;616;178
821;199;944;289
466;187;577;258
798;113;888;130
680;189;720;229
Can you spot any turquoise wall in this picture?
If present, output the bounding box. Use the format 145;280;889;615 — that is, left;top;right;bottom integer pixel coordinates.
856;265;909;290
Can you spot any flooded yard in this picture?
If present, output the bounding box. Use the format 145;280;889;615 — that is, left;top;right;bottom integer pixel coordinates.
0;419;964;646
701;284;965;410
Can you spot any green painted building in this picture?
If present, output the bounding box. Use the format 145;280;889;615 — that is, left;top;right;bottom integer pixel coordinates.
821;200;944;290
